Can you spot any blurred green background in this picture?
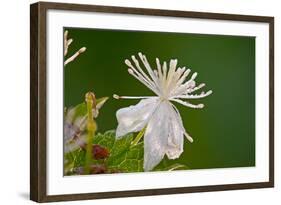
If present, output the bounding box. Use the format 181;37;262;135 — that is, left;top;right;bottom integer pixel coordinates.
64;27;255;170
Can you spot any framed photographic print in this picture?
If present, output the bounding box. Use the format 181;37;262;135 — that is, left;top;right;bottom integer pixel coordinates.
30;1;274;202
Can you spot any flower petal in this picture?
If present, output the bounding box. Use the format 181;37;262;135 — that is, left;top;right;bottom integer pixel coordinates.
116;97;159;138
143;102;169;171
165;104;185;159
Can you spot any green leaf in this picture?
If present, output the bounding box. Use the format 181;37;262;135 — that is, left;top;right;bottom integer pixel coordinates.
93;130;188;173
64;148;86;175
73;148;86;167
94;130;144;172
65;130;190;175
94;131;115;150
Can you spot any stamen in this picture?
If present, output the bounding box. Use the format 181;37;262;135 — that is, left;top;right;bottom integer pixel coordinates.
166;59;178;87
113;94;120;99
154;70;158;77
125;59;160;95
171;80;194;97
188;81;196;89
171;71;196;96
125;59;133;67
155;58;165;92
127;68;159;95
156;58;162;78
186;84;204;94
138;52;161;90
128;68;134;75
171;98;204;109
131;55;158;91
64;47;86;66
163;61;167;80
191;72;198;80
167;59;177;80
176;90;213;99
166;67;184;96
184;132;194;143
64;30;68;56
176;67;186;78
175;68;191;87
67;38;73;46
189;83;205;93
113;94;155;100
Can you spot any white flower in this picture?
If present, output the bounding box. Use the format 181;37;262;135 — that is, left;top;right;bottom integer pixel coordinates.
114;53;212;171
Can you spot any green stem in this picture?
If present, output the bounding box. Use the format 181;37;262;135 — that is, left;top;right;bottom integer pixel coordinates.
84;92;97;174
131;127;146;146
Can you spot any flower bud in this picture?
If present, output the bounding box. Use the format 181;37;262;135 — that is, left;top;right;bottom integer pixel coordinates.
92;144;109;159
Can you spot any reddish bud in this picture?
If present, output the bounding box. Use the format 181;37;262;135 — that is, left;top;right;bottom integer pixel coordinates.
92;144;109;159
